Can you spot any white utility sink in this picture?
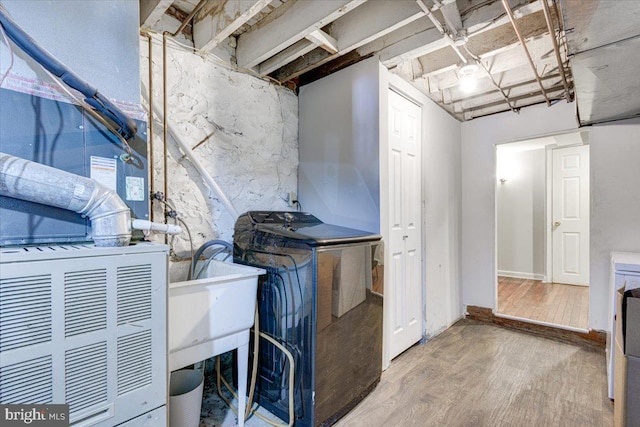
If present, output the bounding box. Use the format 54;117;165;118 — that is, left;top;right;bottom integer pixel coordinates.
168;260;265;427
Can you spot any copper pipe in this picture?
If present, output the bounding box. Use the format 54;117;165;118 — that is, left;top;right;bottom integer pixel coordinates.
162;32;169;243
143;31;155;223
501;0;551;106
161;0;207;243
541;0;571;102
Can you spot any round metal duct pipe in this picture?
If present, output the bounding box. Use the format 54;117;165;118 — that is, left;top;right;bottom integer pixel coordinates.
0;152;132;246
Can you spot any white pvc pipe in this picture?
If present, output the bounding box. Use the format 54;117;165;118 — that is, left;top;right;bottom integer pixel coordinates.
132;219;182;235
141;83;239;219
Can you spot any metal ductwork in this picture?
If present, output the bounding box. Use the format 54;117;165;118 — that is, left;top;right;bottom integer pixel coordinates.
0;152;132;247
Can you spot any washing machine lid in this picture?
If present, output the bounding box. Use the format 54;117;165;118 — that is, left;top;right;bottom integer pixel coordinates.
246;211;381;246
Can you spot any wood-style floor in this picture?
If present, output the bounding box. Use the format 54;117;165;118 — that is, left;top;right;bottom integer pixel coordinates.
497;276;589;329
335;319;612;427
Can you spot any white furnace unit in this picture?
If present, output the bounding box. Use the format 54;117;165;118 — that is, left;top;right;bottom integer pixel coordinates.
0;242;168;426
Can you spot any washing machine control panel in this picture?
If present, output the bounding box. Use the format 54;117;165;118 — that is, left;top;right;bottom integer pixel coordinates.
249;211;321;225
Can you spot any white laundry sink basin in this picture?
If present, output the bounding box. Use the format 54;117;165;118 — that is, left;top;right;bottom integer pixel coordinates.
168;259;265;372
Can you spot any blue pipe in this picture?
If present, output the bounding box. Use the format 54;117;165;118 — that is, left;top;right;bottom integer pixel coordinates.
0;9;138;141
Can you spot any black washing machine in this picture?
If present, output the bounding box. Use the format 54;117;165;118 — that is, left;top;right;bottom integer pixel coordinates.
234;211;383;426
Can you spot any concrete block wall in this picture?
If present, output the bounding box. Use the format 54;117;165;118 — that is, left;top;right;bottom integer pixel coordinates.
140;34;298;281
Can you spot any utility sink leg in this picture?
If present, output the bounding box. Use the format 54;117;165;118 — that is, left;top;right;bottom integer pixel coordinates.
237;343;248;427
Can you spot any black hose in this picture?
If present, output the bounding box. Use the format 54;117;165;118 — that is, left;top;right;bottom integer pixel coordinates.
190;239;233;278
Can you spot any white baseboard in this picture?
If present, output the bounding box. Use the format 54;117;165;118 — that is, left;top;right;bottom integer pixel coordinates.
497;270;545;281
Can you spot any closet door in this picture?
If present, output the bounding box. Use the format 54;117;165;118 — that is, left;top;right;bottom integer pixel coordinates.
388;89;422;359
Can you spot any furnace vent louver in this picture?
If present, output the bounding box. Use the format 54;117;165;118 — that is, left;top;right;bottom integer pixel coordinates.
0;356;52;403
0;274;52;352
65;342;108;413
0;243;167;426
117;264;152;325
117;330;152;395
65;269;107;337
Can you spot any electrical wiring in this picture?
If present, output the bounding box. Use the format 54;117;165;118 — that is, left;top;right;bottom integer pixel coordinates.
176;216;195;279
215;307;295;427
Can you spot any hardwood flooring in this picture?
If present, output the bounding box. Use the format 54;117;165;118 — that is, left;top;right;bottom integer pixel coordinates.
335;319;612;427
497;276;589;329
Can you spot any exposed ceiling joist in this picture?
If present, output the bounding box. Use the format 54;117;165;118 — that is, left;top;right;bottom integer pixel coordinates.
259;39;317;75
305;29;339;54
236;0;366;69
421;34;559;92
380;0;543;68
463;0;541;34
440;1;463;36
331;0;426;51
461;87;565;120
140;0;173;28
145;0;593;122
193;0;272;52
271;0;426;81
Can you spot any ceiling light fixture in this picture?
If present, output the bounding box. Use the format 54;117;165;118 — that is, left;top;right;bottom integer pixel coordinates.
458;63;479;93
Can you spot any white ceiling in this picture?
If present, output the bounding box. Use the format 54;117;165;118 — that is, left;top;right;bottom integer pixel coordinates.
140;0;640;124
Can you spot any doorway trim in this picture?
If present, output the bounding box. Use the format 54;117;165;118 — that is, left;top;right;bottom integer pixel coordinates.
494;129;591;331
380;71;427;370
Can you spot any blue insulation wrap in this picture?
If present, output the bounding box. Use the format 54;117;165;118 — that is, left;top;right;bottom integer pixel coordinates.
0;8;138;141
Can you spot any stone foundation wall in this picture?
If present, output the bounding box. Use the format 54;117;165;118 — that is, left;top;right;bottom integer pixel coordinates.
140;34;298;281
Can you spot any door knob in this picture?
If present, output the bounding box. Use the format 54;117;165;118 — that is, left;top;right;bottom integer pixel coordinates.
403;235;408;240
553;221;561;227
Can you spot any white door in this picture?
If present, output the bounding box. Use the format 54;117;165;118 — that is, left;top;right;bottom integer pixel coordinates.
388;89;422;359
552;145;590;285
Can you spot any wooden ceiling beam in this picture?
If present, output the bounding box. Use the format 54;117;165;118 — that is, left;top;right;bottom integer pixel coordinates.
236;0;366;69
193;0;272;52
271;0;425;81
379;0;542;68
140;0;173;28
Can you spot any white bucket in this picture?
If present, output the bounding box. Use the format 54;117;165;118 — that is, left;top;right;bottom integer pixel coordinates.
169;370;204;427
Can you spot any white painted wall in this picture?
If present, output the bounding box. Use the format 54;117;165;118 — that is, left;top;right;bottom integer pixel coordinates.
461;102;640;330
496;148;545;279
298;58;381;233
140;34;298;282
1;0;140;104
589;118;640;329
298;58;463;343
411;78;462;338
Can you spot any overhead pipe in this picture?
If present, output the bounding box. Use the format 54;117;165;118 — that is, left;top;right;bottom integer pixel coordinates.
141;83;240;219
160;0;208;240
142;31;155;222
501;0;551;106
540;0;571;102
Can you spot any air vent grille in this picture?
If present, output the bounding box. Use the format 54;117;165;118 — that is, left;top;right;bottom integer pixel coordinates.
117;331;152;395
0;274;52;352
117;265;152;326
65;342;108;413
65;269;107;337
0;356;52;403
